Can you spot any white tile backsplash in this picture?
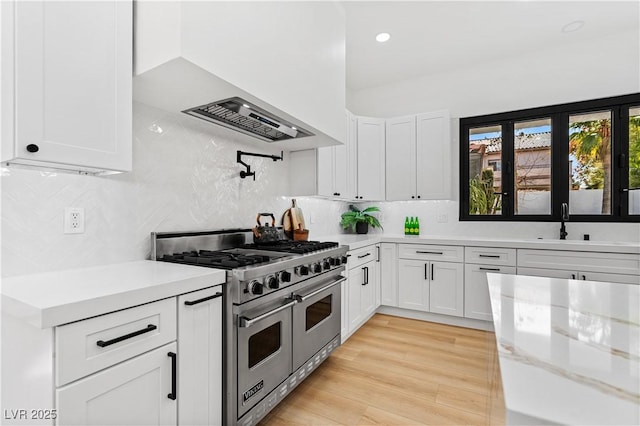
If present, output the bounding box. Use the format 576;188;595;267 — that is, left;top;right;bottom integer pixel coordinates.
1;102;347;277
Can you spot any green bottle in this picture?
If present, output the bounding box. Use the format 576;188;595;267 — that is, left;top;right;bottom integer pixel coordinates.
404;217;410;235
415;217;420;235
410;217;416;235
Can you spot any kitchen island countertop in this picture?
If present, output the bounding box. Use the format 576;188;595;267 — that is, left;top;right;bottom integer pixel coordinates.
486;273;640;425
2;260;226;328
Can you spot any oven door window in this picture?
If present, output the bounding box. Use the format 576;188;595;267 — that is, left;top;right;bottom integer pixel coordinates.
248;322;281;368
305;295;332;331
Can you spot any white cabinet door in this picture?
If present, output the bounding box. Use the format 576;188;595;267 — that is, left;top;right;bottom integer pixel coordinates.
416;110;451;200
316;146;334;197
347;267;364;334
398;259;429;312
385;115;416;201
356;117;386;200
465;265;517;321
429;261;464;317
178;286;223;426
8;1;132;173
380;243;398;306
57;343;177;426
361;262;376;317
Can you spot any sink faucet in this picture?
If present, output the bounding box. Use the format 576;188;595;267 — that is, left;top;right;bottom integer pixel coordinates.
560;203;569;240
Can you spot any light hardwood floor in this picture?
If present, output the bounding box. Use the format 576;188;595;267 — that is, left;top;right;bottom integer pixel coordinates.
259;314;505;425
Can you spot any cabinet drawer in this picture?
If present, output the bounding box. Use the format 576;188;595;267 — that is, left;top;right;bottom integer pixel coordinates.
56;298;176;386
465;247;516;266
347;245;378;269
398;244;463;263
517;249;640;275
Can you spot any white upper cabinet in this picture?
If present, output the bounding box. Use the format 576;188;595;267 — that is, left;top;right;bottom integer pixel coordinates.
355;117;386;201
385;116;417;200
316;112;352;199
385;110;451;200
416;110;451;200
2;1;132;174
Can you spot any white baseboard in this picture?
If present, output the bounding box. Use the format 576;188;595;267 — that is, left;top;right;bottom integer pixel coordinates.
376;305;494;332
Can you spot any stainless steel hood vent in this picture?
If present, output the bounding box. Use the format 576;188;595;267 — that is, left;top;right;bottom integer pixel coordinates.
183;97;314;143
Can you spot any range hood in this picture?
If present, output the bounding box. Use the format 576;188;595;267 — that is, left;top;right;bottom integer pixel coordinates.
133;58;340;150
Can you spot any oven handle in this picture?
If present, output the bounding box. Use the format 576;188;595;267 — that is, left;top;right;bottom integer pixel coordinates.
294;277;346;303
238;299;297;328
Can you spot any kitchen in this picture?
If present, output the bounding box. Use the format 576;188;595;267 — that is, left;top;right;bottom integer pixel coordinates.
1;1;639;425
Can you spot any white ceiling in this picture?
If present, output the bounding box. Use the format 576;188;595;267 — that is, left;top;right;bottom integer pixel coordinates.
344;1;640;91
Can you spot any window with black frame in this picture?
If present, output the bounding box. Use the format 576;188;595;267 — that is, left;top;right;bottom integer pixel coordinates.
460;94;640;222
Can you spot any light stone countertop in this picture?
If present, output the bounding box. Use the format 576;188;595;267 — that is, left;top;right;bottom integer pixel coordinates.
318;233;640;254
1;260;226;328
487;273;640;425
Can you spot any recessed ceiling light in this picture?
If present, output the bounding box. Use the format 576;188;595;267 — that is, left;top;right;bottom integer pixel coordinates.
376;32;391;43
562;20;585;33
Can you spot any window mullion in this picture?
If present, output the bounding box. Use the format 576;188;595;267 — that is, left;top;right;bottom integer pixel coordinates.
552;113;569;220
502;121;515;218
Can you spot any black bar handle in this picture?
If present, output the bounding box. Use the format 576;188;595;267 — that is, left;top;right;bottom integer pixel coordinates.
184;292;223;306
416;251;443;255
581;275;586;280
96;324;157;348
376;245;380;262
571;274;576;279
479;254;500;259
424;263;428;280
479;267;501;272
167;352;177;400
357;253;371;259
365;267;369;285
431;264;434;280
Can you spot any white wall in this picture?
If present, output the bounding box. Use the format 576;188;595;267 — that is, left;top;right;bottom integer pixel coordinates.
0;103;346;278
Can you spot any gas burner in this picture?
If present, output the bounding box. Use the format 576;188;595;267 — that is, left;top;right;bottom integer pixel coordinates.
162;250;273;269
242;240;339;254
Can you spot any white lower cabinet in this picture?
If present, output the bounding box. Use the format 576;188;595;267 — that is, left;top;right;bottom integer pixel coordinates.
343;245;379;341
398;259;463;317
379;243;398;306
464;264;516;320
57;343;177;425
177;285;223;426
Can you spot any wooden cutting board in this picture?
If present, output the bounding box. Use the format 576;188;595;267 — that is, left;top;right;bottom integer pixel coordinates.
290;199;306;231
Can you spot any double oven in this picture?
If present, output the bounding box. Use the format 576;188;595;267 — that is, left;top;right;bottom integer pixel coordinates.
153;230;348;426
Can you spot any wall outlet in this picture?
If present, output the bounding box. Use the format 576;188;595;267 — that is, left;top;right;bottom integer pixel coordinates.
437;213;448;223
64;207;85;234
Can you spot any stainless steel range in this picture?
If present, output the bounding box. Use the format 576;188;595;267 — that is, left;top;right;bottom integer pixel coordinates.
152;229;348;426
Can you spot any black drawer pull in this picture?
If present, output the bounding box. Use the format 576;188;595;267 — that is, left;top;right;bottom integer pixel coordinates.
168;352;177;400
184;292;222;306
479;254;500;258
480;267;501;272
358;253;371;259
416;251;443;255
96;324;157;347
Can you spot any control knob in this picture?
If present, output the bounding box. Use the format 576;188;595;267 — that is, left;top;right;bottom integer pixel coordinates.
280;271;292;283
248;280;264;295
312;263;322;274
341;256;348;264
266;275;279;289
297;265;309;276
323;260;331;270
333;257;342;266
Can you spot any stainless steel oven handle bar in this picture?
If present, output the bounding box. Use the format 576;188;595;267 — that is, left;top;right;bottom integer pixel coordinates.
239;299;297;328
294;277;346;303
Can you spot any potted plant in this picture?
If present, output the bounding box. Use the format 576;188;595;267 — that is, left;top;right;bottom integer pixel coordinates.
340;205;383;234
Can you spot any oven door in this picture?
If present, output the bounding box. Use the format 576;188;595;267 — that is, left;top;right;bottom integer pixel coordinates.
237;298;294;418
291;275;344;371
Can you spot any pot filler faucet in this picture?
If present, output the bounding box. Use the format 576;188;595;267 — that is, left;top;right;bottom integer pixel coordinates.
560;203;569;240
